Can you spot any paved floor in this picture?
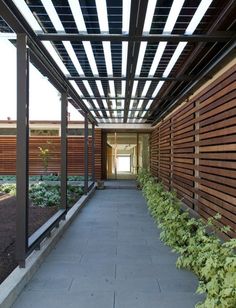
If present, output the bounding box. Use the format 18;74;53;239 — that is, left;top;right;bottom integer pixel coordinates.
13;184;204;308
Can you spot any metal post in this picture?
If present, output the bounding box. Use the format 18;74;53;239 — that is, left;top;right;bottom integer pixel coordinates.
91;123;95;182
61;92;67;210
84;113;89;194
16;34;29;268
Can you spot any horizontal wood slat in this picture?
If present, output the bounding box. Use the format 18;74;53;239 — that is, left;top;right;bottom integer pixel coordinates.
150;63;236;237
0;129;102;179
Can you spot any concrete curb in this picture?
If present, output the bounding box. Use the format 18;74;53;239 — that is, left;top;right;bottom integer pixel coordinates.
0;186;96;308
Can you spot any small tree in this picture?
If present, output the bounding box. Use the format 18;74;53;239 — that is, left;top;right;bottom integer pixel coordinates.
38;142;52;173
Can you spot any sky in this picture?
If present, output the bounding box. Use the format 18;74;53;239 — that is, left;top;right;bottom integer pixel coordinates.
0;39;82;121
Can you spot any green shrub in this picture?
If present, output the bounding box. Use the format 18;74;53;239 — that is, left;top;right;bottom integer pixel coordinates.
137;170;236;308
0;183;16;195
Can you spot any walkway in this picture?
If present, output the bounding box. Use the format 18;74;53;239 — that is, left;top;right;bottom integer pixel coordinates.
13;182;203;308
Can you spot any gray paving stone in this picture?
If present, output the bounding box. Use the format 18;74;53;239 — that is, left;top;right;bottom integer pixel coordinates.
157;276;199;293
14;291;114;308
13;185;204;307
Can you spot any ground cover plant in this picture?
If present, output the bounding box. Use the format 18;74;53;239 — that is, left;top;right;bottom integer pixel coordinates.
0;182;83;207
0;175;86;182
138;169;236;308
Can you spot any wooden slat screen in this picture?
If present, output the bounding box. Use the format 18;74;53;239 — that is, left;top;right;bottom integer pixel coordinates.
0;129;102;179
150;64;236;237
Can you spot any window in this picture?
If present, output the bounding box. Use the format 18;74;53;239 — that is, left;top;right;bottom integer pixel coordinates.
0;128;17;135
30;129;59;136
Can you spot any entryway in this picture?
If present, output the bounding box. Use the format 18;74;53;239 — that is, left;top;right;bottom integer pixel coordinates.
106;133;150;180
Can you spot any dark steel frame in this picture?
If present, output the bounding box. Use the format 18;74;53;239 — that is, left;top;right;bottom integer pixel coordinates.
16;33;29;267
84;113;89;194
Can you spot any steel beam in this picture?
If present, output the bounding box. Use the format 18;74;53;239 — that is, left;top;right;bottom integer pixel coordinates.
16;34;29;268
37;33;236;42
67;76;192;81
151;41;236;126
0;0;97;125
91;123;95;182
124;0;149;122
84;113;89;194
149;0;236;121
61;92;68;211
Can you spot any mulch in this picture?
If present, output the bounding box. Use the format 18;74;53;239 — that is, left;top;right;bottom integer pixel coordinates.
0;195;57;284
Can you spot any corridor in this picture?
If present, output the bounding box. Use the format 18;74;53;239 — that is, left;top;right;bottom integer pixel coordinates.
13;184;203;308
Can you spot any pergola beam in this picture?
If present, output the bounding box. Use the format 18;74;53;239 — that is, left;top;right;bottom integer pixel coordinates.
0;0;97;125
151;41;236;126
37;33;236;42
124;0;149;123
67;75;193;82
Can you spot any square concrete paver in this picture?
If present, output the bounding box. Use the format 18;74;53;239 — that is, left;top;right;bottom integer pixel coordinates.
13;184;204;308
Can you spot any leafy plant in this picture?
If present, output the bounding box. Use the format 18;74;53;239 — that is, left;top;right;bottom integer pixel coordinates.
137;170;236;308
38;142;53;172
0;183;16;195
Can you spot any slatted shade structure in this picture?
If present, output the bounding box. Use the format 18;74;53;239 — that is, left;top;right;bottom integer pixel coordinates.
0;0;235;125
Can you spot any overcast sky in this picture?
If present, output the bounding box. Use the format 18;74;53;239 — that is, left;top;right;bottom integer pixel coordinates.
0;39;82;121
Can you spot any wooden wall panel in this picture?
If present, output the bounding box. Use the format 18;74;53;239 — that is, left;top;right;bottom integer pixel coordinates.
0;129;102;179
150;63;236;237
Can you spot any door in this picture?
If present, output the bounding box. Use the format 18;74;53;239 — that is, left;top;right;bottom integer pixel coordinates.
106;132;138;179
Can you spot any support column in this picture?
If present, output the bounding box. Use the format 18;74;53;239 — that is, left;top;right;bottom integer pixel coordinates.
61;92;68;210
84;113;89;194
91;123;95;182
16;34;29;268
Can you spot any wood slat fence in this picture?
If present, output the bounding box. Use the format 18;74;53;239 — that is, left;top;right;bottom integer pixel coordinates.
0;129;102;180
150;64;236;237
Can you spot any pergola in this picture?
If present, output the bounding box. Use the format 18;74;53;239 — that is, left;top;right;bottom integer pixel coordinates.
0;0;235;266
0;0;235;125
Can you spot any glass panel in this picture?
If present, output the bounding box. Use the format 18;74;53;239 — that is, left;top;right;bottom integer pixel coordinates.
107;132;139;180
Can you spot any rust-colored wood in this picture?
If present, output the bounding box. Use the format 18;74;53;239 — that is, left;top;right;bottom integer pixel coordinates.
150;63;236;237
0;129;102;179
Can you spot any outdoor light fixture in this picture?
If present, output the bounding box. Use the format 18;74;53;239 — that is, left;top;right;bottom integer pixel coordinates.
122;0;131;34
95;0;109;33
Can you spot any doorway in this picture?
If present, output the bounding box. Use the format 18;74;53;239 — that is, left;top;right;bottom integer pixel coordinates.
106;132;149;180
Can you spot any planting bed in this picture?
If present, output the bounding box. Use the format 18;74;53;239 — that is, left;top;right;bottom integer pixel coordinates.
0;195;57;284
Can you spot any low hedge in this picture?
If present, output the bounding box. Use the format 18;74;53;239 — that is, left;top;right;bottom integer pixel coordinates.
138;169;236;308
